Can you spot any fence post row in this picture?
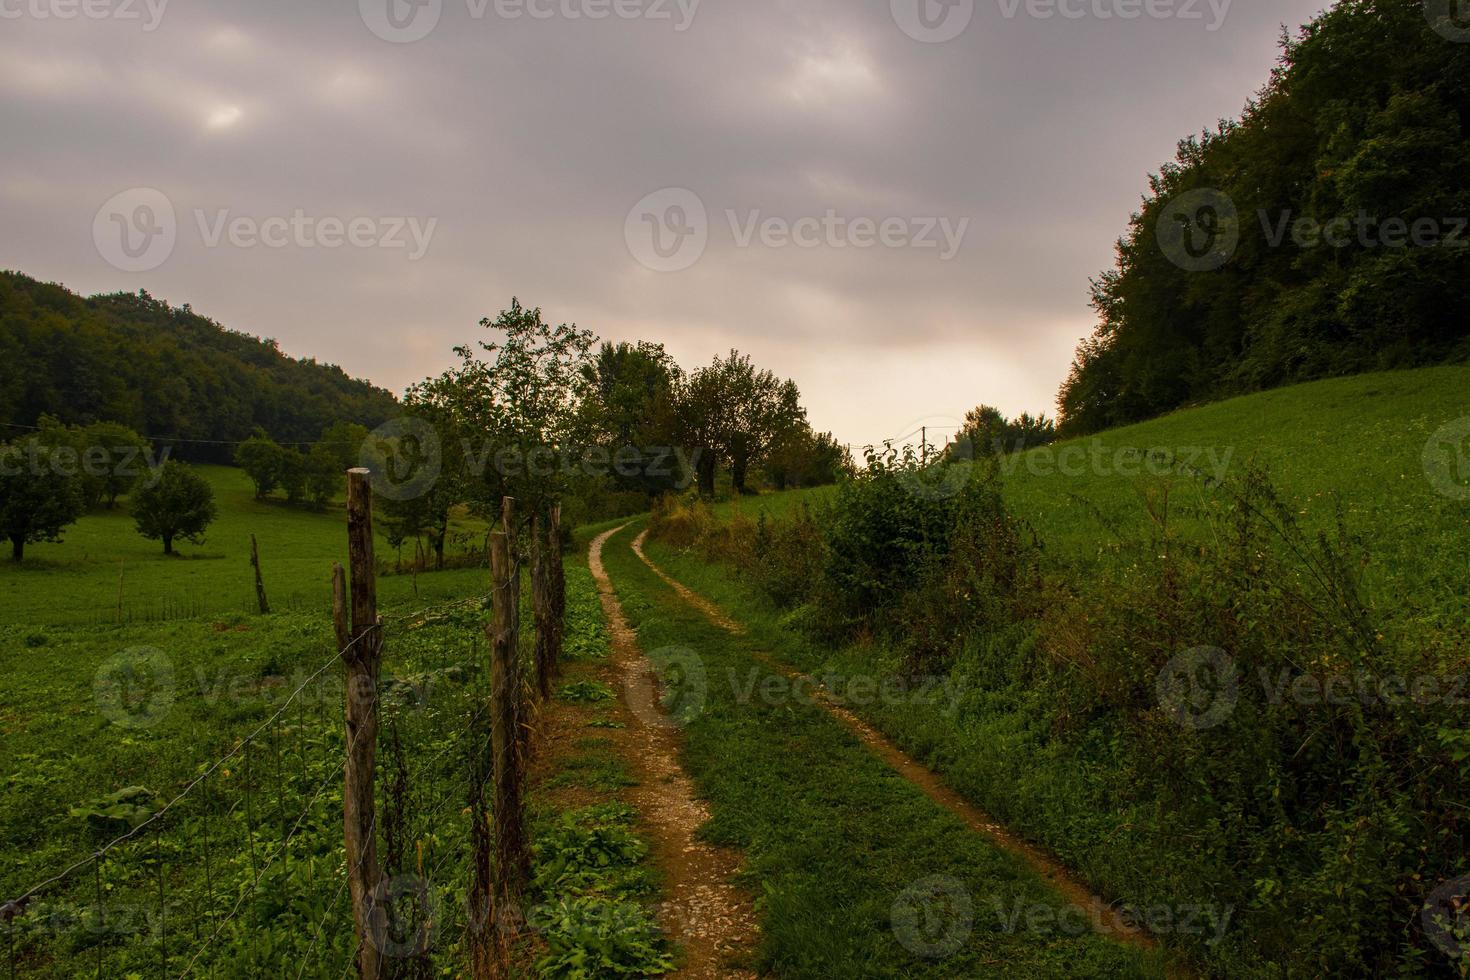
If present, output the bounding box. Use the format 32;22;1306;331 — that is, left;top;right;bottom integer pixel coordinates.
342;468;383;980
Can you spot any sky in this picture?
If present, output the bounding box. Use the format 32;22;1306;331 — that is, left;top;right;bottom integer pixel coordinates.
0;0;1329;448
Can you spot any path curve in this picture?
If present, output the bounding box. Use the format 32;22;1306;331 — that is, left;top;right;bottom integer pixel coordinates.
587;526;759;980
629;529;1164;958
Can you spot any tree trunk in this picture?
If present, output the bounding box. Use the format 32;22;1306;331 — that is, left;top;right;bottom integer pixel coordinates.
731;452;750;495
697;449;716;498
10;537;22;563
163;535;174;555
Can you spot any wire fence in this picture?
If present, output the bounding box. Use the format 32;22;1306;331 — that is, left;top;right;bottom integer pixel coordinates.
0;592;496;979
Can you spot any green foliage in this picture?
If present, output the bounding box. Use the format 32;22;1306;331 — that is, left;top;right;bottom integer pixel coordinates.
131;461;217;554
557;680;616;704
67;787;159;832
0;435;85;562
1060;0;1470;435
235;433;286;500
532;896;674;979
0;272;398;461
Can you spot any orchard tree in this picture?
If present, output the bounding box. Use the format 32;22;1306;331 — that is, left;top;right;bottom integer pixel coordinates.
0;437;85;562
417;299;595;526
133;461;217;555
708;351;806;494
305;443;342;508
83;422;151;508
236;432;285;499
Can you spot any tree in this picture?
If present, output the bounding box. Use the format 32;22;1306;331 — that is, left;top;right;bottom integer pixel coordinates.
133;461;217;555
236;433;285;499
305;442;342;508
278;447;308;504
317;421;370;472
417;299;596;525
82;422;151;508
707;351;805;494
0;437;85;561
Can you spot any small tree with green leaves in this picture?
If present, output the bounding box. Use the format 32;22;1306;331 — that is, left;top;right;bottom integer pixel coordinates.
236;432;285;499
0;437;85;562
305;443;342;508
133;461;217;555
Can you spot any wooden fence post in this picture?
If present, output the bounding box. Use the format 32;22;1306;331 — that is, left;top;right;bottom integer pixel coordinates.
343;469;382;980
487;528;529;901
548;503;565;677
251;534;270;614
532;514;553;700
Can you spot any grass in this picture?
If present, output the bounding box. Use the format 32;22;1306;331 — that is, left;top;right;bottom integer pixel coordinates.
598;522;1170;979
0;465;490;627
999;365;1470;629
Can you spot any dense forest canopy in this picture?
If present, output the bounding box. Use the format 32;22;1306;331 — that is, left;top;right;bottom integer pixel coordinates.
0;271;399;460
1058;0;1470;435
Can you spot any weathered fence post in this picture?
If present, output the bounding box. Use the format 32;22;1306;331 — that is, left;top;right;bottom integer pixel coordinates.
548;503;565;675
251;534;270;614
532;514;553;700
343;469;382;980
487;526;529;901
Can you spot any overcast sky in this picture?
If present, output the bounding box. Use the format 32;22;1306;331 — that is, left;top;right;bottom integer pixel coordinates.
0;0;1328;447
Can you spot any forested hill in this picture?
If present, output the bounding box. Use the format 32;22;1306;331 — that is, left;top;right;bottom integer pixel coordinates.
0;271;399;460
1058;0;1470;436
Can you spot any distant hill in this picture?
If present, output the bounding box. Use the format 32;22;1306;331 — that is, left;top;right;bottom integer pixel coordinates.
0;271;399;461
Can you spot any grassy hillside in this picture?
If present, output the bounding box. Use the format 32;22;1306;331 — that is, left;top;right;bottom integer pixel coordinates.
1002;364;1470;632
0;466;490;626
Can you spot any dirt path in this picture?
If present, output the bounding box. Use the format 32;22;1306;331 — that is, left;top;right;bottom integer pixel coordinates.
629;529;1164;960
586;526;760;979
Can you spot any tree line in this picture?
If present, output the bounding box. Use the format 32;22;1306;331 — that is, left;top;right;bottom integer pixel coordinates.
360;300;849;570
0;271;399;460
1058;0;1470;436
